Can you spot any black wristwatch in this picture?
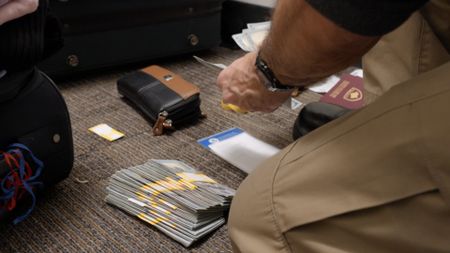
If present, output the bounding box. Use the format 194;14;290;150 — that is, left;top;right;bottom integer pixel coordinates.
255;54;295;92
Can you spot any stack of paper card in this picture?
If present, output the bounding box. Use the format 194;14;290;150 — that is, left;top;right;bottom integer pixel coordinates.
232;21;271;52
105;160;235;247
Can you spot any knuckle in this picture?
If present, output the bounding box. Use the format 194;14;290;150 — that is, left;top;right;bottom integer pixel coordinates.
216;71;227;88
222;95;233;104
31;0;39;11
223;96;238;106
23;0;38;12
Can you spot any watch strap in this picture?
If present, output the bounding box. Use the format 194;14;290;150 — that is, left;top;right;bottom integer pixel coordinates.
255;54;295;91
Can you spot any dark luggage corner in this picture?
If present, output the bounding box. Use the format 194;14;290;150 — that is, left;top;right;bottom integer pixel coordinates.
39;0;225;78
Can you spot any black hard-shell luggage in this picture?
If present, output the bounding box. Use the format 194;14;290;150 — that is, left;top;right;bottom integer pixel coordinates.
39;0;224;77
0;69;74;223
0;0;73;223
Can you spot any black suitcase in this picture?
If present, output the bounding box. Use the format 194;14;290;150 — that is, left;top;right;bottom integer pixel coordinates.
0;0;73;224
39;0;224;78
0;69;74;224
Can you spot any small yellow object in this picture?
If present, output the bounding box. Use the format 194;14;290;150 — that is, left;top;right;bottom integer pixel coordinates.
176;172;217;184
221;101;247;114
89;124;124;142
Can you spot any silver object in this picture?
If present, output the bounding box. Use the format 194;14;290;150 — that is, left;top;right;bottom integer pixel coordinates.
188;34;199;46
193;56;227;71
67;54;79;67
53;134;61;144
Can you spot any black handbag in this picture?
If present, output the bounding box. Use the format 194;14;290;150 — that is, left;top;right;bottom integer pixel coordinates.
117;65;203;136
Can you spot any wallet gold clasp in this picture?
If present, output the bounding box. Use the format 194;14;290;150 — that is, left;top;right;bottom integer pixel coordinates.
152;111;174;136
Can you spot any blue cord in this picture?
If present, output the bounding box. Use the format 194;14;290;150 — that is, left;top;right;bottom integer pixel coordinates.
0;144;44;224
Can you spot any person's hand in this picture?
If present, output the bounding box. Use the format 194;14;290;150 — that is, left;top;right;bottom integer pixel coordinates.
217;52;292;113
0;0;39;26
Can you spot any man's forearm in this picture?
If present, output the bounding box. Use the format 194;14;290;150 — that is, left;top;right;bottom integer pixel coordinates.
260;0;379;86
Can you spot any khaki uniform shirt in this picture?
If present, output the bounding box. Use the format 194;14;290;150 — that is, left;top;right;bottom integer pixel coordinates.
229;1;450;252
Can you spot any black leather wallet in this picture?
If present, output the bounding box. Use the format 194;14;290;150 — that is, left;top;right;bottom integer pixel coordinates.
292;102;351;140
117;65;202;135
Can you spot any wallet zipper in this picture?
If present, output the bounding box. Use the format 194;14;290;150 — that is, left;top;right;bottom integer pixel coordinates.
153;111;173;136
162;96;201;122
153;106;202;136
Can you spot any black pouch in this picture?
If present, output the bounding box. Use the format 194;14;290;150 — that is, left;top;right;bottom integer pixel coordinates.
293;102;351;140
117;65;202;135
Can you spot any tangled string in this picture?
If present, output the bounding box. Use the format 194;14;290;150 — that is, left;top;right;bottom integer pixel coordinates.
0;144;43;224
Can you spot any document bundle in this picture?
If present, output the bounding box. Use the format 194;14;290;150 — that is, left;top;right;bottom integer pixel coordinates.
106;160;235;247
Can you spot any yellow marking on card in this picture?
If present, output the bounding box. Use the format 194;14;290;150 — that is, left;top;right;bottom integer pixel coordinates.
141;185;159;195
178;179;197;190
157;178;184;191
148;183;166;192
148;200;158;206
150;211;169;221
143;183;171;195
88;124;124;142
151;203;171;214
158;198;177;210
138;213;160;225
158;217;176;228
136;192;155;203
164;177;185;190
136;192;150;200
177;172;217;183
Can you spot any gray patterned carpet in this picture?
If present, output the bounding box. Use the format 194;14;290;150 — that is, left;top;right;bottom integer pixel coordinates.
0;47;320;252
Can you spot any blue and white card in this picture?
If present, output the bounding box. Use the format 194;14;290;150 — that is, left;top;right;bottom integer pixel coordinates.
198;128;244;149
198;128;280;174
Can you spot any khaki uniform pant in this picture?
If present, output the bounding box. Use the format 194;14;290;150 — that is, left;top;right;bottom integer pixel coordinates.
228;1;450;252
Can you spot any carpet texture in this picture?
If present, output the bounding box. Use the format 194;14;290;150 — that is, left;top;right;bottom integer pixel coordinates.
0;47;320;252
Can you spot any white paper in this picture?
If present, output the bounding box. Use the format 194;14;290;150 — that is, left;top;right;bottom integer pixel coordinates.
307;75;341;93
209;132;280;174
247;21;271;31
244;29;269;49
128;198;146;207
232;33;253;52
290;98;303;110
193;56;227;70
307;67;363;93
350;68;363;78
